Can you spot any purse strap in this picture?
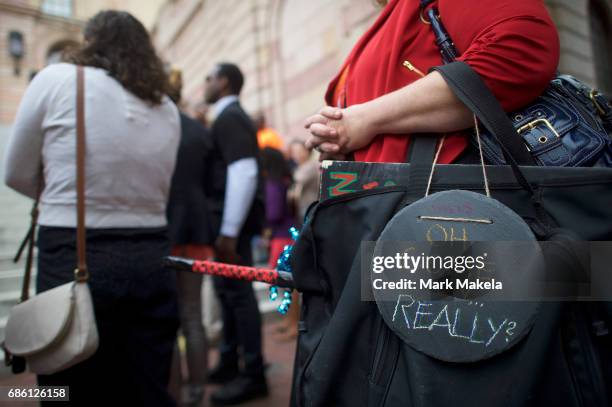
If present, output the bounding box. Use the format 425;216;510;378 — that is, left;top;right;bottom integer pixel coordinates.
14;66;88;302
13;194;39;302
75;66;88;282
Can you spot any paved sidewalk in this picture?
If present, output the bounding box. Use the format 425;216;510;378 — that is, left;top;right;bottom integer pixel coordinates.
0;320;296;407
202;320;296;407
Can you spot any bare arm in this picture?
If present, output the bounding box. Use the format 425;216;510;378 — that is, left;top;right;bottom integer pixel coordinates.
304;71;472;158
359;71;473;136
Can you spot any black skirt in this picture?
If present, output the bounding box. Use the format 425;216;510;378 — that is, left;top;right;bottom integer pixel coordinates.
36;226;179;407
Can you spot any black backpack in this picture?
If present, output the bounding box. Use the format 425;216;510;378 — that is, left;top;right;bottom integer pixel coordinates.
289;63;612;407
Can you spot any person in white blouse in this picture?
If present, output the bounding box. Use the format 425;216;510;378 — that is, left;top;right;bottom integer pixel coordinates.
4;11;180;406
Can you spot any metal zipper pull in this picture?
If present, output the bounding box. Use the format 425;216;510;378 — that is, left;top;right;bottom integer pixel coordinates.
402;60;426;77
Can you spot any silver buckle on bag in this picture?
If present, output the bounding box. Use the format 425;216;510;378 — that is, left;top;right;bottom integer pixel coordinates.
590;90;610;117
517;118;560;151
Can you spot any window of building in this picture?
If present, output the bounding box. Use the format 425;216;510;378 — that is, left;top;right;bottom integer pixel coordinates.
41;0;73;18
590;0;612;95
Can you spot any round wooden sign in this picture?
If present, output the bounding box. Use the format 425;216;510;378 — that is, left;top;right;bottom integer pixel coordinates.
372;190;543;362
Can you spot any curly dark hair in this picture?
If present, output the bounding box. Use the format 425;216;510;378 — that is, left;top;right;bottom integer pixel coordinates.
67;10;168;105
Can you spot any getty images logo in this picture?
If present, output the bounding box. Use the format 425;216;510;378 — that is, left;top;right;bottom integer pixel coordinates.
372;251;489;275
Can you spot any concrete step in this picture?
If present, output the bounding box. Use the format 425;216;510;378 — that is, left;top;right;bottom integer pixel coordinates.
0;251;28;271
0;316;8;348
0;269;28;294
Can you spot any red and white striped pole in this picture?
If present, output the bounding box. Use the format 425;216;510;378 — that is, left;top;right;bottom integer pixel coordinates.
163;256;295;289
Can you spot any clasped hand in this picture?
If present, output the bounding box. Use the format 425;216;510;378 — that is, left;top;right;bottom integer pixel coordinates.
304;104;374;161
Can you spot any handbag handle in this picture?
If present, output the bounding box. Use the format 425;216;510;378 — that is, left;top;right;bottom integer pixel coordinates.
75;66;88;282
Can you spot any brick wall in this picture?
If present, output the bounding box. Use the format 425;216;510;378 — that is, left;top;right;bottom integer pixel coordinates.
0;0;164;125
547;0;597;84
152;0;379;141
0;1;83;123
547;0;612;94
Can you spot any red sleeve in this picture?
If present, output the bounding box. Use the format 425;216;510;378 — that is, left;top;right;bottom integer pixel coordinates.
439;0;560;111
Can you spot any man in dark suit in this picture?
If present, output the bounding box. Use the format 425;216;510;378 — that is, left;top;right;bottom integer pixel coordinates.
204;62;267;405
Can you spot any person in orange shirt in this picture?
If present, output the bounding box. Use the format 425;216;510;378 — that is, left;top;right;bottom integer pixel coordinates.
254;112;284;150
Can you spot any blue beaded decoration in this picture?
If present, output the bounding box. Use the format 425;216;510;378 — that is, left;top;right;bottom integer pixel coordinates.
269;286;279;301
269;227;299;314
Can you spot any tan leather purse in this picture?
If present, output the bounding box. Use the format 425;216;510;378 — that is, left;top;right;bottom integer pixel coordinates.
3;66;99;375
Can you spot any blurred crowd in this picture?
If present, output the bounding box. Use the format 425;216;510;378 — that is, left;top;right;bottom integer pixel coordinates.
3;10;318;407
165;65;319;406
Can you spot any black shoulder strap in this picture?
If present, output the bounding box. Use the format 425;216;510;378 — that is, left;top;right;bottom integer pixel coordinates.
431;63;535;166
403;135;438;204
403;62;537;202
432;63;537;198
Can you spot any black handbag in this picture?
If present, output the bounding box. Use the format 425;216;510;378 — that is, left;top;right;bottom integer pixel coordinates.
289;62;612;407
422;1;612;168
478;74;612;167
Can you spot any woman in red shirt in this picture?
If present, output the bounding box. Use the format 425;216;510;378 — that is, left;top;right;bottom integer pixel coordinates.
305;0;559;164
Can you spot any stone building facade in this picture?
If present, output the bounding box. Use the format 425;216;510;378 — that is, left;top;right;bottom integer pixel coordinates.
0;0;164;124
153;0;612;141
0;1;81;124
153;0;381;140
